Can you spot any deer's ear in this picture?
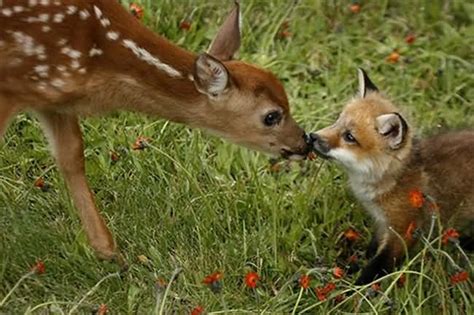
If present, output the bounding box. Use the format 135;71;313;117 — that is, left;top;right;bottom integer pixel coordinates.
376;113;408;150
208;1;241;61
192;53;230;97
358;68;379;98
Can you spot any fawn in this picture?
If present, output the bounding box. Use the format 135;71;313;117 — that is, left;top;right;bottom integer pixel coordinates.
0;0;310;267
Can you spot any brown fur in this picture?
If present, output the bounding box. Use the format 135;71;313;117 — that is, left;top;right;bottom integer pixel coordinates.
312;84;474;284
0;0;308;266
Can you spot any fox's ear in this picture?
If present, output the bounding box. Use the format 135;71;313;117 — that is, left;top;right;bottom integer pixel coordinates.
192;53;230;97
376;113;408;149
208;0;241;61
358;68;379;98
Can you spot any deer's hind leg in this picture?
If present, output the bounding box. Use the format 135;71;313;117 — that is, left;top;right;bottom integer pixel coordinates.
36;110;127;269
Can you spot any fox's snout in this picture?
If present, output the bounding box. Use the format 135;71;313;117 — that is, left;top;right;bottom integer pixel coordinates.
309;133;331;158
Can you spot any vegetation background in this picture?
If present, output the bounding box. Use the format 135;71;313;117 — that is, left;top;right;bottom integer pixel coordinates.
1;0;473;313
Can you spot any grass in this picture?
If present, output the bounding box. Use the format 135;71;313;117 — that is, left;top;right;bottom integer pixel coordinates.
1;0;473;314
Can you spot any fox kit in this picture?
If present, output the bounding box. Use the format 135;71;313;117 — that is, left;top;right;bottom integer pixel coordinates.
311;69;474;284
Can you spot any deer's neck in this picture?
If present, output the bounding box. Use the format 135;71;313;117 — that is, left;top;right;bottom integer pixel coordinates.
82;1;205;122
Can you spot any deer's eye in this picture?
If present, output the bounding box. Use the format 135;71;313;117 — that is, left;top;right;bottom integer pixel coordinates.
342;131;357;143
263;111;282;127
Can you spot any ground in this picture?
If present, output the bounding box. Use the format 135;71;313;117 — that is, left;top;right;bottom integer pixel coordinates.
0;0;473;314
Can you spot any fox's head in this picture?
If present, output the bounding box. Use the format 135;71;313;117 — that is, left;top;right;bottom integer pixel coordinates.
310;69;412;179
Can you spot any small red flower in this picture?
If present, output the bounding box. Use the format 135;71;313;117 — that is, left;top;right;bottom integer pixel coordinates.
405;221;417;241
344;228;360;242
349;3;361;14
97;304;109;315
299;274;311;289
442;228;460;245
371;282;381;292
110;151;120;162
405;34;416;44
179;20;192;31
397;274;406;288
408;188;424;208
190;305;204;315
387;50;401;64
278;30;291;39
132;136;150;150
34;177;50;192
203;271;222;285
245;272;259;289
315;282;336;301
315;287;327;301
307;151;317;161
333;267;344;279
450;270;469;285
31;260;45;275
129;3;144;20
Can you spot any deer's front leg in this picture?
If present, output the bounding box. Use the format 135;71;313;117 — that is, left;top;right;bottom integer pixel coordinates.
0;103;18;138
36;111;127;269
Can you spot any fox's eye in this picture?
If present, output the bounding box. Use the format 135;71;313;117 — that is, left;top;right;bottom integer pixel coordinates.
263;111;282;127
343;131;357;143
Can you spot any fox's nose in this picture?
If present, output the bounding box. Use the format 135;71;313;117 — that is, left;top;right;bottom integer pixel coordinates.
309;133;330;154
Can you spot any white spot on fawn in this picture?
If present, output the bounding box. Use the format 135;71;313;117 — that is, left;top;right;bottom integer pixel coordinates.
1;8;12;16
13;6;24;13
93;5;102;19
122;39;182;78
100;18;110;27
51;78;65;88
70;59;80;69
26;13;49;23
53;13;65;23
79;9;90;20
89;47;103;57
66;6;77;15
57;38;67;46
78;68;87;74
106;31;119;41
28;0;38;7
61;46;82;59
39;0;49;6
34;64;50;78
9;31;46;60
42;25;51;32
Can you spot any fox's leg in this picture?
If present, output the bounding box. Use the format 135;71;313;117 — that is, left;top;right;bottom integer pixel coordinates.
366;234;379;259
36;111;127;269
355;234;405;285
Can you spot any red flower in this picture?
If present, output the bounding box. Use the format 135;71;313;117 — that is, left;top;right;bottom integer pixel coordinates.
450;271;469;285
129;3;144;20
387;50;401;64
408;188;424;208
333;267;344;279
344;228;360;242
307;151;317;161
31;260;45;275
203;271;222;285
97;304;109;315
110;151;120;162
315;282;336;301
371;282;381;292
299;274;311;289
132;136;150;150
442;228;460;245
397;274;406;288
190;305;204;315
349;3;361;14
245;272;259;289
203;271;223;293
405;34;416;44
405;221;417;241
179;20;192;31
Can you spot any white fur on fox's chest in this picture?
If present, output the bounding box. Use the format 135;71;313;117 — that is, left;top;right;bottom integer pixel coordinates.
350;180;388;229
